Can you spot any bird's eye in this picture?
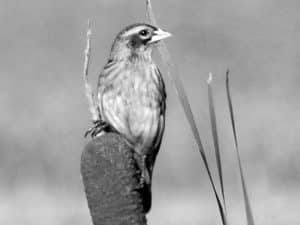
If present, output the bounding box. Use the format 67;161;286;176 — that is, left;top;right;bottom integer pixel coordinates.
139;29;149;37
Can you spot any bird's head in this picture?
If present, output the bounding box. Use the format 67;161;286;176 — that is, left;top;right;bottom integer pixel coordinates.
110;23;171;61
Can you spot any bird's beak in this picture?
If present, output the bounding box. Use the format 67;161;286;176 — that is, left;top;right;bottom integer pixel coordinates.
149;28;172;43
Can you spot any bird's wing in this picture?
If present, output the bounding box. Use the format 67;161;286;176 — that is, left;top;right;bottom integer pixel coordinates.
96;58;132;139
156;67;167;102
146;67;166;178
96;59;120;115
147;112;165;177
96;59;114;98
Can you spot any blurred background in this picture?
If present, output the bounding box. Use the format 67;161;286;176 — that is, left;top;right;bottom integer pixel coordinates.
0;0;299;224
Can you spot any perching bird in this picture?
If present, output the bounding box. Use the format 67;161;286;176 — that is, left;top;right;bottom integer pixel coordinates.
86;23;171;191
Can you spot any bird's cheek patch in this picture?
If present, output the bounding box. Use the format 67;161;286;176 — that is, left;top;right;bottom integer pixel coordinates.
129;35;151;49
129;36;143;48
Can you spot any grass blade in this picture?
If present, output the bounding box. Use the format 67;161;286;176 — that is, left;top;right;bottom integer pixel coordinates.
146;1;227;224
207;73;227;214
83;20;98;122
226;70;255;225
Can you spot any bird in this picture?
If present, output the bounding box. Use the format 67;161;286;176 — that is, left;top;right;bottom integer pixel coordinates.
85;23;171;199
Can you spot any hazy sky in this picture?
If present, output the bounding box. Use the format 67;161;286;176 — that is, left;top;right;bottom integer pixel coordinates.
0;1;299;224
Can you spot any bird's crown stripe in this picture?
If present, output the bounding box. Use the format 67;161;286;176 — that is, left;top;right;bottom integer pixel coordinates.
122;27;146;37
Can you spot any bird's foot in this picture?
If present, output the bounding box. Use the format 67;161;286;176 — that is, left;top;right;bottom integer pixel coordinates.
84;120;111;138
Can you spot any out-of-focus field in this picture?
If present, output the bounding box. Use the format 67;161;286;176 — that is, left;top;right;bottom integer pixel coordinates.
1;0;299;224
1;186;300;225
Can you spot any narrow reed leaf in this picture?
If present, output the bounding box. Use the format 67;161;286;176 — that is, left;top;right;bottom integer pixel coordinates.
83;20;98;121
226;70;255;225
146;1;227;224
146;0;158;26
207;73;227;215
157;42;227;225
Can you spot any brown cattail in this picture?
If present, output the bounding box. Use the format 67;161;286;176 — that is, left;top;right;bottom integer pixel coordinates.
81;133;149;225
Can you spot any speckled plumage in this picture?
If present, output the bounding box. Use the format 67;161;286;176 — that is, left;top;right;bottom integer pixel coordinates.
95;23;170;186
98;58;165;154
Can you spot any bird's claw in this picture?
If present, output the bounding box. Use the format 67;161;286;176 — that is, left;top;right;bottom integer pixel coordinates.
84;120;111;138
